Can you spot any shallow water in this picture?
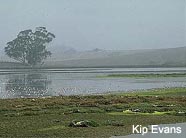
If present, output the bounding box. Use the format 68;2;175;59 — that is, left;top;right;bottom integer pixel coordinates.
0;68;186;99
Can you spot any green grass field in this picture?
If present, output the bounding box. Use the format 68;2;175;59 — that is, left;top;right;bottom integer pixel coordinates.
0;87;185;137
97;73;186;78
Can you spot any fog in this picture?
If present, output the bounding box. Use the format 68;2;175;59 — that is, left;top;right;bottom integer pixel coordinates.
0;0;185;51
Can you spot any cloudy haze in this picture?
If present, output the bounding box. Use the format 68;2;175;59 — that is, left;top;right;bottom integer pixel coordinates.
0;0;185;51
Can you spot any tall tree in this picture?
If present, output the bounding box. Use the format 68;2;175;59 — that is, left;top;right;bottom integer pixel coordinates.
5;27;55;66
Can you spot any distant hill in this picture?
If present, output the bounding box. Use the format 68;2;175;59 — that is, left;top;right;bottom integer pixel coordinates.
0;62;26;69
0;46;186;68
44;46;186;68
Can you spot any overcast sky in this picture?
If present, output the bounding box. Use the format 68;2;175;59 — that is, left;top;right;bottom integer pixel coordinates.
0;0;185;51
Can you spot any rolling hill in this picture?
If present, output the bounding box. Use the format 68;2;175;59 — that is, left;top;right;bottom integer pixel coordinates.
0;46;186;68
44;46;186;68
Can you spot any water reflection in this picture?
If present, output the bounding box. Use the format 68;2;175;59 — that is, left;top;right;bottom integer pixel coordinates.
0;68;186;99
5;73;52;98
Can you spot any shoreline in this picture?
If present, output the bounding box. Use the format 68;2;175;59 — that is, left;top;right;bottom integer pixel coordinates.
1;87;185;100
0;64;186;70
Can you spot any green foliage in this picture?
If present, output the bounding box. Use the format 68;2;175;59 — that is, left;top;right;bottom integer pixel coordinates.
4;27;55;66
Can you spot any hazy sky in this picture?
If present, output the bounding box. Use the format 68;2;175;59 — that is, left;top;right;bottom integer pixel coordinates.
0;0;185;51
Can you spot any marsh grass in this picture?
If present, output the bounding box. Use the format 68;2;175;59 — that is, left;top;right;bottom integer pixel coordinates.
97;73;186;78
0;87;185;137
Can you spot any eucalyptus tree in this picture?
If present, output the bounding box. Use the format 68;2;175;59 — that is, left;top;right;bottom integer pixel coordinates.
5;27;55;66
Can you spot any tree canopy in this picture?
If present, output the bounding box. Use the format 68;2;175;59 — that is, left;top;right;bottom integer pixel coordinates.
5;27;55;66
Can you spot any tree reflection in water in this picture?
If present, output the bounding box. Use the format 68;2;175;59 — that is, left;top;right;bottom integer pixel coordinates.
5;73;52;98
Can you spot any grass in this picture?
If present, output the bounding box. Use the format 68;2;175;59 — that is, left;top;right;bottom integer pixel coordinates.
97;73;186;78
0;87;185;137
108;110;178;116
38;125;66;132
120;87;186;96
